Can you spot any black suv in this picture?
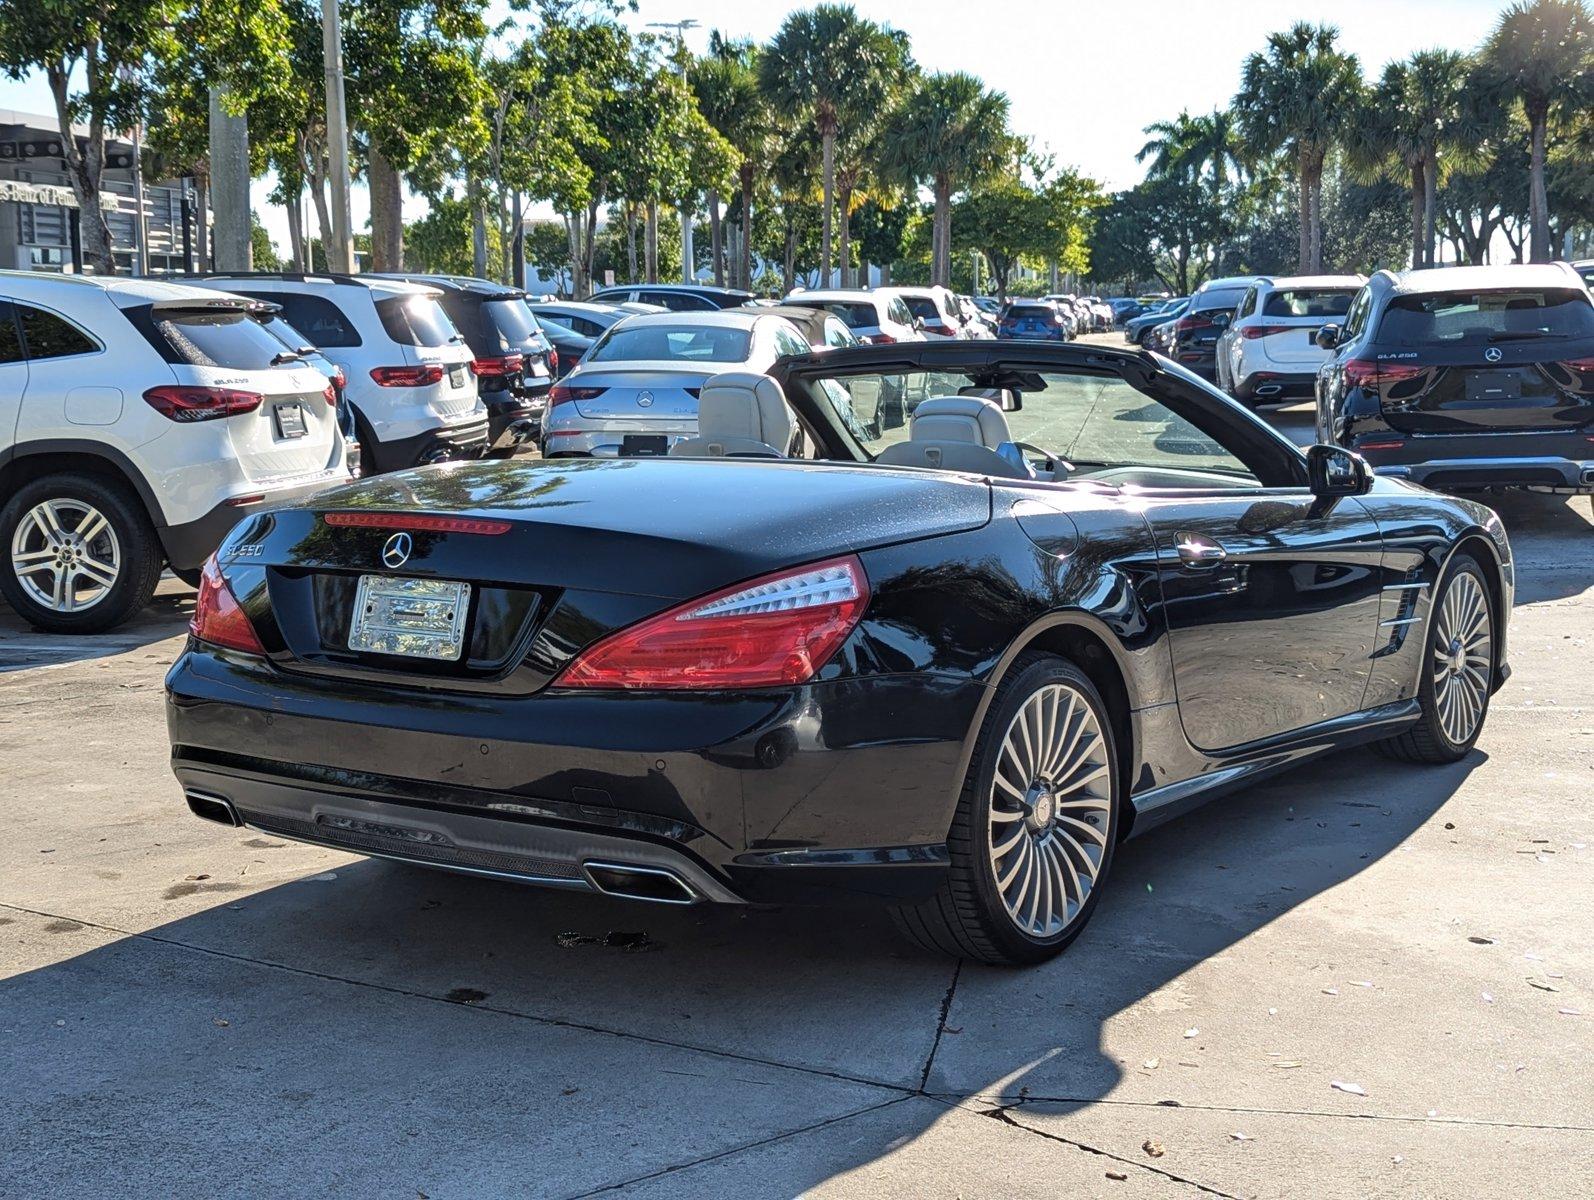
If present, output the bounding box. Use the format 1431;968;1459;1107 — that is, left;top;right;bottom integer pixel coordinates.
373;275;556;454
1168;277;1259;377
1315;264;1594;495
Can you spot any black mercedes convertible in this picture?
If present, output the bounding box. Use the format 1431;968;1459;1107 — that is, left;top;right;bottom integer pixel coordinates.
165;341;1513;965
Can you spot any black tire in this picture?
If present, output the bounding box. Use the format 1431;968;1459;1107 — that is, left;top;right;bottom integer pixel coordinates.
0;472;162;634
1375;554;1494;764
891;653;1121;966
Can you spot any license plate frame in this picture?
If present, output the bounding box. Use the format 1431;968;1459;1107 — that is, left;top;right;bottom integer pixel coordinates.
448;365;467;389
1463;371;1521;402
528;359;549;378
620;433;669;457
349;575;471;660
274;402;308;439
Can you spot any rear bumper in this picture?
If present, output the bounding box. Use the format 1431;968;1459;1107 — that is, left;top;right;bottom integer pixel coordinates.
368;418;490;474
157;472;349;571
165;647;978;906
1358;435;1594;493
1235;371;1316;403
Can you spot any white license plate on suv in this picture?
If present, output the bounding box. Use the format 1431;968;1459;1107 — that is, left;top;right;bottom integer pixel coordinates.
349;575;470;660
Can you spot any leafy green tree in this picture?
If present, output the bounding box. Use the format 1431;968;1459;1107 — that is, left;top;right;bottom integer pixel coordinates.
250;212;283;268
405;192;501;275
1234;22;1363;272
1478;0;1594;261
692;34;770;289
880;71;1012;286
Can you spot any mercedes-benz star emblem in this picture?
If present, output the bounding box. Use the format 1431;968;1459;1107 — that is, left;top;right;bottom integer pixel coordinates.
1484;346;1503;363
381;531;413;569
636;391;654;408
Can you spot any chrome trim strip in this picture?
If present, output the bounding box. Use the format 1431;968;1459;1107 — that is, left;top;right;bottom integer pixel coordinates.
1380;615;1423;627
582;860;700;905
1382;582;1428;591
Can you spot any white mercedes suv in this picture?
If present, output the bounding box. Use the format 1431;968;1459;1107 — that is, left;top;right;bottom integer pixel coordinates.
0;272;350;633
188;274;488;473
1214;274;1366;407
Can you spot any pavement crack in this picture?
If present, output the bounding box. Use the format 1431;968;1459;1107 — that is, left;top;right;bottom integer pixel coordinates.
978;1100;1241;1198
562;1096;916;1198
0;900;914;1100
916;959;962;1094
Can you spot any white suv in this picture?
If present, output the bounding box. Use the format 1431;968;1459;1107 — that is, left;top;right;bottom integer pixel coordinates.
189;274;487;473
1215;274;1366;407
780;289;922;345
0;272;349;633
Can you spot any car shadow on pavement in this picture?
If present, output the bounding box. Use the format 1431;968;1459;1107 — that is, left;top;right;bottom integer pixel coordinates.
0;578;191;672
0;741;1480;1197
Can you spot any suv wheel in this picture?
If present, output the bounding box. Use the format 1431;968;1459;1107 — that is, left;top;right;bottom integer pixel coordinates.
891;653;1120;965
0;474;162;634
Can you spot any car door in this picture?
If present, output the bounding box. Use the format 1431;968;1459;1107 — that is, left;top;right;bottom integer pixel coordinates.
1221;288;1256;389
0;302;28;449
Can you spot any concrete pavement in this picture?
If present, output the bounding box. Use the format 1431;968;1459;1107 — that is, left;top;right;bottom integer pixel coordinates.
1;396;1591;1198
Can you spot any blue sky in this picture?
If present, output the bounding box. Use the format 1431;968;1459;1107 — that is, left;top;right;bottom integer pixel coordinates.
0;0;1509;252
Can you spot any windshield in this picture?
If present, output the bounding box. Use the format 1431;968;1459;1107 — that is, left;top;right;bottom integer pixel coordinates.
1192;287;1245;314
1377;289;1594;345
148;307;300;369
375;295;461;348
901;296;941;320
1262;289;1357;318
799;300;876;329
586;323;752;364
483;299;543;352
258;315;315;353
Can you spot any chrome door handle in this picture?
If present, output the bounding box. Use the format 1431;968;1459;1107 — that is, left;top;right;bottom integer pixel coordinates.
1175;532;1228;569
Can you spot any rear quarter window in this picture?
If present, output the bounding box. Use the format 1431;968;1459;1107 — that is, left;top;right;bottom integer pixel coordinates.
17;304;100;360
1376;289;1594;345
260;293;361;348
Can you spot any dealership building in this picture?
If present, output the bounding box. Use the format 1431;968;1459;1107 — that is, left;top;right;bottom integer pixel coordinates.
0;108;200;274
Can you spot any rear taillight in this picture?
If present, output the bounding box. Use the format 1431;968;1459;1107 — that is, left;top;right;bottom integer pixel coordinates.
1173;313;1213;336
1555;357;1594;373
331;366;347;390
471;353;524;379
548;347;559;373
548;384;607;408
142;385;262;423
321;384;336;406
190;555;265;655
556;555;869;690
1343;360;1425;389
370;365;444;387
866;333;897;345
1240;325;1293;340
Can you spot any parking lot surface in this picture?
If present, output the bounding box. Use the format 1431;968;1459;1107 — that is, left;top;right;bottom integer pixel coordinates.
2;385;1591;1198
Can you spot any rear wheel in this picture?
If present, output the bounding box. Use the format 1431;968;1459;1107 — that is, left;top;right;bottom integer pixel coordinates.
891;653;1119;966
0;473;162;634
1376;555;1494;764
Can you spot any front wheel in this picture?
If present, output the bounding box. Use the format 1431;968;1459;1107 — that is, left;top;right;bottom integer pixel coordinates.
0;473;162;634
891;654;1120;966
1375;555;1494;764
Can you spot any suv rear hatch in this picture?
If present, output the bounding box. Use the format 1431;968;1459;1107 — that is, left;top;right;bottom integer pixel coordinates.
373;291;480;421
1253;288;1357;365
219;458;992;693
131;299;342;484
1368;287;1594;434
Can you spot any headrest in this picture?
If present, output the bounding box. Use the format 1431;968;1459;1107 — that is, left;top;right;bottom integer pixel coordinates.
696;370;796;452
909;395;1013;449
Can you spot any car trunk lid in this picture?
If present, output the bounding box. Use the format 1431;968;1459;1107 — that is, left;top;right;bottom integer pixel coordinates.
563;366;709;421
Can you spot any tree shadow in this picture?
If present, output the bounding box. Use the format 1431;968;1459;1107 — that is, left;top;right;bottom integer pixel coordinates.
0;741;1480;1197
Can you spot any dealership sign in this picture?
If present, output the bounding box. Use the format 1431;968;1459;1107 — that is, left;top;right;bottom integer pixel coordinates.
0;179;119;209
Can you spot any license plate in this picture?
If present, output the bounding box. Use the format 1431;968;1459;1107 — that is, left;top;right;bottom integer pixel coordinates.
349;575;470;660
274;403;307;439
449;365;467;389
621;434;669;457
1464;371;1521;401
529;360;549;378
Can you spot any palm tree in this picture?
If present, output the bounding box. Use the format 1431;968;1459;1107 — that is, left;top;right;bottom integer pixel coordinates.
881;71;1011;286
1479;0;1593;262
760;5;906;286
1350;51;1475;269
692;35;769;288
1234;23;1363;273
1139;110;1246;198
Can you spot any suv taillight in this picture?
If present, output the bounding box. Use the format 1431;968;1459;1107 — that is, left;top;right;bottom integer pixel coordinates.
1174;313;1213;336
1343;360;1426;389
555;555;869;690
866;332;897;345
547;347;559;373
471;353;524;379
190;555;265;655
1240;325;1292;340
370;365;444;387
142;385;262;422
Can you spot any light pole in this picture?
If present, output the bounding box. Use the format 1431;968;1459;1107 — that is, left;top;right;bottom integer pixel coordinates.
646;19;698;285
322;0;355;273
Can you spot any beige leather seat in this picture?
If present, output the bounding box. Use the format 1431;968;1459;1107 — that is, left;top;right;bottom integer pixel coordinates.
875;395;1032;479
669;371;797;459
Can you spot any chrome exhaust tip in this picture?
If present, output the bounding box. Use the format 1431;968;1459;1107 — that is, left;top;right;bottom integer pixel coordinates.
582;861;699;905
1579;466;1594;486
185;789;241;827
1254;384;1282;397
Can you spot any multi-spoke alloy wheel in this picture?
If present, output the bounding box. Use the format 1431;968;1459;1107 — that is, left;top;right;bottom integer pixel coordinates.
9;498;122;614
891;654;1119;965
988;683;1110;939
1376;555;1495;765
1431;569;1491;746
0;475;162;635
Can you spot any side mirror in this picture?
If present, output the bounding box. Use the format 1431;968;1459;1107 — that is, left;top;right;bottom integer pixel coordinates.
1307;443;1372;498
912;315;926;332
1315;324;1341;350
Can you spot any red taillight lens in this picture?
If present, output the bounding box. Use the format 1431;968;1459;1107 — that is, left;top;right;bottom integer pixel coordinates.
142;385;262;422
556;555;869;690
322;512;512;535
1240;325;1293;339
1174;313;1213;335
548;384;607;408
547;347;559;373
1556;357;1594;373
471;353;524;379
190;555;265;655
866;332;897;344
331;366;347;389
321;384;336;406
1343;360;1425;389
370;365;444;387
